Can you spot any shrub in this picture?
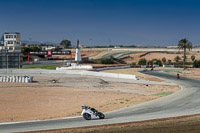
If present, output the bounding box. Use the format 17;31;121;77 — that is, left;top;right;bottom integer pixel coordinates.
191;55;196;62
131;62;136;66
193;60;200;68
138;58;147;65
174;56;181;63
148;59;163;66
100;58;114;64
167;60;172;65
162;57;166;64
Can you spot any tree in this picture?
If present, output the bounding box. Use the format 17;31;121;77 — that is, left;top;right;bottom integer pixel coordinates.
53;46;62;51
191;55;196;62
167;60;172;65
138;58;147;65
60;40;71;48
174;56;181;63
21;46;42;56
148;59;163;66
178;38;192;68
162;57;166;64
131;62;136;66
193;60;200;68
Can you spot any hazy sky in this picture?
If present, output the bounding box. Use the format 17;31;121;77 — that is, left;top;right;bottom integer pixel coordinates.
0;0;200;46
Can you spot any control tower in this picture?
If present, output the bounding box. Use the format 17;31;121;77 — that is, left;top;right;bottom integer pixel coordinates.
75;40;82;62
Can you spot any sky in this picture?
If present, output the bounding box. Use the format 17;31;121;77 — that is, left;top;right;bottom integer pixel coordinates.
0;0;200;46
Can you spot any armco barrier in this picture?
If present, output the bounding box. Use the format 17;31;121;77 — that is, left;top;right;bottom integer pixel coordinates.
95;65;130;71
0;76;33;83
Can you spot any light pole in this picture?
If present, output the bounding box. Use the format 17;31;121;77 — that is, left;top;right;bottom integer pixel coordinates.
6;41;8;75
18;53;20;76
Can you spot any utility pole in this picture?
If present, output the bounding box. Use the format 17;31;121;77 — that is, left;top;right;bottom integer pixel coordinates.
19;53;20;76
6;41;8;75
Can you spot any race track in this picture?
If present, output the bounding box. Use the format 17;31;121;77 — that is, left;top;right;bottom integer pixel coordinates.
1;70;200;133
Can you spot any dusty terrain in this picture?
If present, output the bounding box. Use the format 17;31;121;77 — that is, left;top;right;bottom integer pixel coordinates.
79;49;200;65
0;73;179;123
123;51;200;64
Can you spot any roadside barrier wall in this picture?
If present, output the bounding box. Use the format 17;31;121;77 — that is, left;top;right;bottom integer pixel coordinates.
0;69;137;80
56;65;93;70
95;65;130;71
0;76;33;83
53;70;137;80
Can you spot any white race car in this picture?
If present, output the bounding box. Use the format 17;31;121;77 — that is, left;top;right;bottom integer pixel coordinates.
81;104;105;120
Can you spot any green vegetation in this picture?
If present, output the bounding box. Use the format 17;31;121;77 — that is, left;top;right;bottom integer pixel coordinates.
100;57;115;64
60;40;71;48
21;46;42;56
101;52;135;59
174;56;181;63
154;92;173;96
138;58;147;65
148;59;163;66
130;62;136;66
178;38;192;68
23;65;57;70
191;55;196;62
193;60;200;68
167;59;172;65
162;57;166;64
163;69;182;73
95;56;126;64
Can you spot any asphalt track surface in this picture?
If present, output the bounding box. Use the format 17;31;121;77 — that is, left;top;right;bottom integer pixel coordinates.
1;70;200;133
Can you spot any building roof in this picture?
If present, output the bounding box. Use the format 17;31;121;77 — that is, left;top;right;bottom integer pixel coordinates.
3;32;20;35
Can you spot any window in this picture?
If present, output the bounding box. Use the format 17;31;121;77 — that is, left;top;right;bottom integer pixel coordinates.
8;41;13;44
8;47;13;50
5;35;14;39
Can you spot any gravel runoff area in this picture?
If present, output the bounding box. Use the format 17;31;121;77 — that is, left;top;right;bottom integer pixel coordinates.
0;71;180;123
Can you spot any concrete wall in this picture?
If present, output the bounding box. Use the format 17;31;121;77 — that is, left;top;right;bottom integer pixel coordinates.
56;65;93;70
95;65;130;71
0;76;33;83
0;69;137;80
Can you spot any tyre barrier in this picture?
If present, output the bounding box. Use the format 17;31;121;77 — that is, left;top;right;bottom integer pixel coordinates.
0;76;33;83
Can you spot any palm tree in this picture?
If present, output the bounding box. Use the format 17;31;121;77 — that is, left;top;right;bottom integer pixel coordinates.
178;38;192;68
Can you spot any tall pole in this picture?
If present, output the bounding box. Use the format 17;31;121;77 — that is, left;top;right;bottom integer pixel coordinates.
64;50;65;66
70;51;72;63
28;52;29;64
19;54;20;75
7;53;8;75
6;41;8;75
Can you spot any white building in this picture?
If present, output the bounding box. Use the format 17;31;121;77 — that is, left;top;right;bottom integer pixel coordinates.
1;32;21;52
75;40;82;62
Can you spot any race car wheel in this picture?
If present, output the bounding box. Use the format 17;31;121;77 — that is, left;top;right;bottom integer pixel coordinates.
98;112;105;119
83;113;91;120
